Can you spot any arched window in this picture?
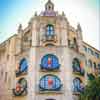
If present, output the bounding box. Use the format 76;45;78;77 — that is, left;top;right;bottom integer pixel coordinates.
46;24;54;36
39;74;62;91
18;78;27;88
16;58;28;77
72;58;80;72
19;58;28;73
98;64;100;74
73;38;77;45
73;78;84;93
40;54;60;70
72;58;84;75
73;38;78;50
13;78;27;96
88;59;92;67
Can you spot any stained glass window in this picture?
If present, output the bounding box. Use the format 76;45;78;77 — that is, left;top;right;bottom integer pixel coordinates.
13;78;27;96
16;58;28;77
39;74;62;91
73;78;84;93
19;58;28;72
72;58;84;75
18;78;27;88
72;58;80;72
46;24;54;36
40;54;60;70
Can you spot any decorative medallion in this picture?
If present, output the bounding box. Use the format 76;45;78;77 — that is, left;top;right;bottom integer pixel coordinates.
40;54;60;70
39;74;62;91
13;78;27;96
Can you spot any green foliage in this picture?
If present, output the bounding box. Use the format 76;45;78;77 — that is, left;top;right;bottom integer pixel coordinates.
79;77;100;100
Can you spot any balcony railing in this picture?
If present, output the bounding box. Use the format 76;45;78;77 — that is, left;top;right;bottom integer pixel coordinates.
42;34;57;43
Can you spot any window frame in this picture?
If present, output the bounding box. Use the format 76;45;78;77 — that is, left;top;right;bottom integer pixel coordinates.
40;54;60;70
39;74;62;91
19;58;28;72
73;77;84;93
46;24;54;36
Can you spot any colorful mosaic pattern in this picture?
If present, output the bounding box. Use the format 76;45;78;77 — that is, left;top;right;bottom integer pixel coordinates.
13;78;27;96
16;58;28;76
40;54;60;70
39;74;62;91
72;58;85;76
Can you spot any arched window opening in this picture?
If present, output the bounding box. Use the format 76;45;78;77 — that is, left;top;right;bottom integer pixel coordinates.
39;74;62;91
74;38;77;44
72;58;80;72
73;38;78;51
68;37;78;51
19;58;28;72
72;58;84;75
73;77;84;93
46;24;54;36
16;58;28;77
40;54;60;70
13;78;27;96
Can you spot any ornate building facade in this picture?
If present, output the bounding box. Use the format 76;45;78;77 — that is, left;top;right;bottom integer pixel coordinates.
0;0;100;100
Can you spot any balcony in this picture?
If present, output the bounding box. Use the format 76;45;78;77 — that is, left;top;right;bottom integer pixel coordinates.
42;34;57;43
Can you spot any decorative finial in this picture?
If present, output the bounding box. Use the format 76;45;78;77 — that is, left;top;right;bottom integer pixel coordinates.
47;0;52;3
34;11;37;16
45;0;54;11
18;24;22;33
48;0;51;2
77;23;82;32
62;11;65;16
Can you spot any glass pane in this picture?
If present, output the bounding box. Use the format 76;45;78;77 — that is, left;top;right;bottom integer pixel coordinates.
40;75;61;90
41;54;59;70
73;78;81;92
46;25;54;36
20;59;28;72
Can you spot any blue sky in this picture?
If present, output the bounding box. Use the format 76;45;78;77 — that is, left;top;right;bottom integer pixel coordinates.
0;0;100;50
